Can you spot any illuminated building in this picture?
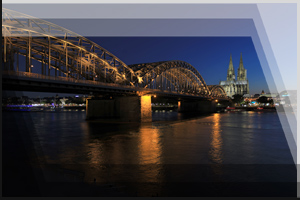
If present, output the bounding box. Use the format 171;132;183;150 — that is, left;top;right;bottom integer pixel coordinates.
219;53;249;98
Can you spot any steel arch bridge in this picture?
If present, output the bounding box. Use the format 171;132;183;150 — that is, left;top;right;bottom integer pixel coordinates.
129;61;210;95
2;8;227;99
207;85;227;98
2;8;135;85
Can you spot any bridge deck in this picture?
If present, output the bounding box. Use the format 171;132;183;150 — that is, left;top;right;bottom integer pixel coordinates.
2;71;228;100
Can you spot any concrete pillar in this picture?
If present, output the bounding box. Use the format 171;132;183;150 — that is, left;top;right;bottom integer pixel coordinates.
140;95;152;122
178;100;182;112
86;95;152;122
115;95;152;122
86;98;115;120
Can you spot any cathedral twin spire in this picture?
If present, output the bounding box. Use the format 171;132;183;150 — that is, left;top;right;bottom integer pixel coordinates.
220;53;249;97
227;54;235;81
227;53;247;81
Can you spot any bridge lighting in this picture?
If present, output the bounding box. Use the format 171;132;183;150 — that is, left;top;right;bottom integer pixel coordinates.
3;9;221;103
137;76;143;83
215;100;218;102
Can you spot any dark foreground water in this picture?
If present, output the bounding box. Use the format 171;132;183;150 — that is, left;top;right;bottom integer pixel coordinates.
2;110;296;197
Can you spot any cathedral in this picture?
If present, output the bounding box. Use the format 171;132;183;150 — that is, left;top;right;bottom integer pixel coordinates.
219;53;249;98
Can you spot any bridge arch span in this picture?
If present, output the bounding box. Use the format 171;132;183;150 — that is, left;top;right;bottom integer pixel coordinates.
129;60;210;95
2;8;134;85
3;8;225;99
207;85;227;98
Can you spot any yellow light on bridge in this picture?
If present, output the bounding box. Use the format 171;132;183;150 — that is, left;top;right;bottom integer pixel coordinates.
137;76;143;83
153;95;157;98
215;100;218;102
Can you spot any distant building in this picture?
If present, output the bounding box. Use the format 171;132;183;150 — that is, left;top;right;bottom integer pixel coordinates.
259;93;279;98
219;53;249;97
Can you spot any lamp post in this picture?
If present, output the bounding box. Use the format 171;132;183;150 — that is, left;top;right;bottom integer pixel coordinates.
29;65;34;76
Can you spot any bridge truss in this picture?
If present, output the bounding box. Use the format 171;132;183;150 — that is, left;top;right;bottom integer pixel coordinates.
2;8;135;85
2;8;227;98
129;61;210;95
207;85;227;98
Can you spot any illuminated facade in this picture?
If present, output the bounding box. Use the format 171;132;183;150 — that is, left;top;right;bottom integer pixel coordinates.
219;53;249;97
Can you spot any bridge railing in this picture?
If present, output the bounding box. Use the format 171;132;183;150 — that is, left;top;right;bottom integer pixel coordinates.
2;71;138;90
2;71;220;99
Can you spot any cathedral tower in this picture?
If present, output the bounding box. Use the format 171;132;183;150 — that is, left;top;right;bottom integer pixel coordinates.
237;53;247;81
220;53;250;97
227;54;235;81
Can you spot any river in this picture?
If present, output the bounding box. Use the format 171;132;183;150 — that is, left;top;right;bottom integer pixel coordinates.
2;110;296;197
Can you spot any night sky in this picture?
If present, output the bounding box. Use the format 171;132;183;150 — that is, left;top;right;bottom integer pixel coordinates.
4;36;269;98
88;36;268;93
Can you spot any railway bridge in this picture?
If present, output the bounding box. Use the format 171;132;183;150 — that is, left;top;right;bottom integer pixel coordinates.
2;8;229;122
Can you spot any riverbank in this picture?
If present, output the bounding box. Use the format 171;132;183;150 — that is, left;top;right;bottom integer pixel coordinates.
224;106;276;112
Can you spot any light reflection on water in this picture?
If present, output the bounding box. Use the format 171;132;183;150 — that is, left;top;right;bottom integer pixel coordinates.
2;110;296;196
138;126;161;165
18;111;294;165
209;113;222;164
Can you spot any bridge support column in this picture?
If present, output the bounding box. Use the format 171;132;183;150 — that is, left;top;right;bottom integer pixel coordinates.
115;95;152;122
178;100;217;113
86;95;152;122
86;98;115;120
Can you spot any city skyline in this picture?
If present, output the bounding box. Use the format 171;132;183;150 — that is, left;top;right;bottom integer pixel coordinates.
88;37;269;94
2;3;296;197
3;37;270;98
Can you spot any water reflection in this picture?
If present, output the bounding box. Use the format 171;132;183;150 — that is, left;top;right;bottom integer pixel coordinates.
3;110;294;196
138;126;162;165
209;113;223;164
137;126;163;195
78;121;165;189
209;113;223;178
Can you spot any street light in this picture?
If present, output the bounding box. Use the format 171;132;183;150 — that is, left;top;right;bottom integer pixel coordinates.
29;65;34;74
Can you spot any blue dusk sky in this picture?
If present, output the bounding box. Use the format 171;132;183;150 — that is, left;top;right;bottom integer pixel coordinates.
3;36;269;98
3;4;292;98
87;36;268;95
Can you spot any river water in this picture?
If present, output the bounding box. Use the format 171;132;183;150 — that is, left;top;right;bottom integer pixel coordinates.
2;110;296;197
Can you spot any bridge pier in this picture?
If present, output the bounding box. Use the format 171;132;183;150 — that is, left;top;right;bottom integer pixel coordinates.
178;100;217;113
86;95;152;122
